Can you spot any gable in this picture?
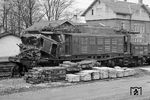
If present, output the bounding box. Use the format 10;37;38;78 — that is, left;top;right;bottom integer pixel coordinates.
82;0;150;21
132;7;150;21
82;0;112;16
84;1;116;20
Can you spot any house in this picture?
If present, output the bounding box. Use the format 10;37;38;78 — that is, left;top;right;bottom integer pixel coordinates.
0;32;22;59
82;0;150;43
24;20;82;34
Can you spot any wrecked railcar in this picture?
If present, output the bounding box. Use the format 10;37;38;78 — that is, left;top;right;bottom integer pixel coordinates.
8;20;150;77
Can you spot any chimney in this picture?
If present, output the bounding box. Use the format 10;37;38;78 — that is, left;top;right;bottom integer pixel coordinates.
138;0;143;4
74;15;78;21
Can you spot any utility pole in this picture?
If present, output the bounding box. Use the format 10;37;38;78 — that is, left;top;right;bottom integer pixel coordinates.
127;4;132;54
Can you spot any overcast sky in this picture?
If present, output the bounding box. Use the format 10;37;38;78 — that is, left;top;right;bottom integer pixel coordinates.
74;0;150;10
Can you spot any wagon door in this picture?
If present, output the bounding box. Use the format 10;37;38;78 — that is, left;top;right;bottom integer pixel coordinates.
104;37;111;53
65;35;72;55
97;37;104;54
80;36;88;54
72;36;80;55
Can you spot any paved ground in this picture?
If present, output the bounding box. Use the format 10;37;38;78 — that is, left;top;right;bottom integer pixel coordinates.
1;69;150;100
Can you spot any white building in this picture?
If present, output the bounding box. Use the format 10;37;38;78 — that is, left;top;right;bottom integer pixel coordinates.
0;32;21;58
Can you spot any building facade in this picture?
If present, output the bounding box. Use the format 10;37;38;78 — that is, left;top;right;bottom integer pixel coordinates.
82;0;150;43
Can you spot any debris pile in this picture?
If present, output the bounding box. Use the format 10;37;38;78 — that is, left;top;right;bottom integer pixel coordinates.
24;67;66;84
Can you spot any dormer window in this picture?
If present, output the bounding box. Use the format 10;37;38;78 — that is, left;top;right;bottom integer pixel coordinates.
92;9;94;15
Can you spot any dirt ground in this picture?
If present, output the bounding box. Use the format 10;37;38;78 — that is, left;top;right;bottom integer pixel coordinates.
0;67;150;100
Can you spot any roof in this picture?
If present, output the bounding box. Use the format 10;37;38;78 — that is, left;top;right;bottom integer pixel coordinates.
21;34;58;44
78;25;117;35
0;32;20;39
82;0;150;16
65;33;124;37
25;20;75;31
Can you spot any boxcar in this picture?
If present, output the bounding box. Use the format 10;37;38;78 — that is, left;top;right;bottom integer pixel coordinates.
62;33;125;57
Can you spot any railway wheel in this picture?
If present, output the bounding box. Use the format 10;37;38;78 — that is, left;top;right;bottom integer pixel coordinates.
137;59;143;66
123;58;130;67
116;59;123;67
107;60;115;67
146;58;150;65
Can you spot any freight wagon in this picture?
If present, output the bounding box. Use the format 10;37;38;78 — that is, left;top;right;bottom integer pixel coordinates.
58;33;125;60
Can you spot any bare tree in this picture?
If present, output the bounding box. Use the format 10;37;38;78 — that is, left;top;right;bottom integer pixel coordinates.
43;0;74;21
0;0;74;35
0;0;42;35
22;0;42;28
0;0;11;31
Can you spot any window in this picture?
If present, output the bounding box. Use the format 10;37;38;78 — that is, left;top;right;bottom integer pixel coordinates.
98;0;101;4
105;39;110;44
89;37;95;45
132;24;145;34
140;26;145;34
92;9;94;15
135;10;139;15
97;38;103;45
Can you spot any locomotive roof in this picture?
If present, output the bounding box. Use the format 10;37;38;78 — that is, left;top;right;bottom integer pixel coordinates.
65;33;125;37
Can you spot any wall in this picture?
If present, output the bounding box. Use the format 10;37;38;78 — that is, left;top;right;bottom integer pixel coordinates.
0;36;22;57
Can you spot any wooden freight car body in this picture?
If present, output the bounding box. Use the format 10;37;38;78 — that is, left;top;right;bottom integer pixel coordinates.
57;33;125;62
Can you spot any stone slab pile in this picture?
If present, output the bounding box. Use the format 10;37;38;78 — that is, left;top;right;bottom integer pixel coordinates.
60;61;81;73
77;60;98;69
78;60;99;69
76;72;92;81
81;70;100;80
66;74;80;82
66;66;136;83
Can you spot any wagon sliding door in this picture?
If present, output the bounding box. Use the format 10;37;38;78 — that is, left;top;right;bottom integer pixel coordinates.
65;35;72;55
80;37;88;54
